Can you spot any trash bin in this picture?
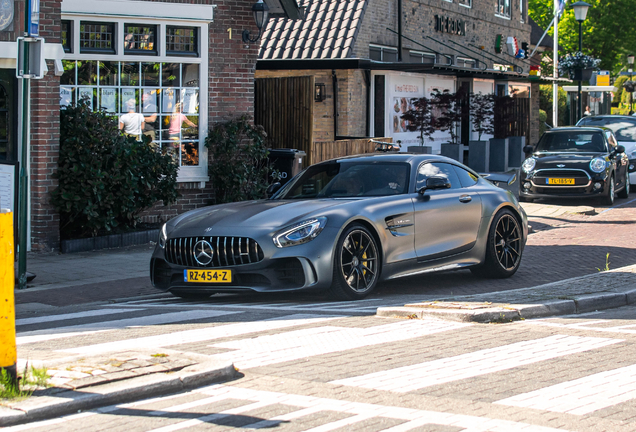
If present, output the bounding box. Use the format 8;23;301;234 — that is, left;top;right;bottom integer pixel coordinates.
267;149;306;185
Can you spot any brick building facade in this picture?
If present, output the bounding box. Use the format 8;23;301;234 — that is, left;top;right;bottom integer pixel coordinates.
256;0;540;156
0;0;275;251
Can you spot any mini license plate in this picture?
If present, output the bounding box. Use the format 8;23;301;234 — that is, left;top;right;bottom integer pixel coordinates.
547;178;575;185
184;269;232;283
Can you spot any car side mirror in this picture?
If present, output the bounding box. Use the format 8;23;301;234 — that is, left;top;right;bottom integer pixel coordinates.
267;182;282;198
523;145;534;154
617;145;626;154
418;176;451;194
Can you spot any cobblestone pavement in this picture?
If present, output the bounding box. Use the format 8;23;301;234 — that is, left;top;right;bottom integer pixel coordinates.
6;304;636;431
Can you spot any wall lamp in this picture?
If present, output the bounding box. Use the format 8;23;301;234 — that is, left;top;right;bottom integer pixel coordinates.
315;83;326;102
242;0;270;44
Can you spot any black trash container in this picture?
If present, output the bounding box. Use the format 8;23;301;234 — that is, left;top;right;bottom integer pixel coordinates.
267;149;306;185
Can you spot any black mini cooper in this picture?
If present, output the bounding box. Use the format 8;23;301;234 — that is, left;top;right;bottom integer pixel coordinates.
519;127;629;205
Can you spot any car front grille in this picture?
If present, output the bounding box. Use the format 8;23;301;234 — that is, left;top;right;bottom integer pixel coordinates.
532;169;591;187
165;236;264;268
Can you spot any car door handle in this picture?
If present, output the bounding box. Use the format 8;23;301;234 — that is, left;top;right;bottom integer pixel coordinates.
459;195;472;203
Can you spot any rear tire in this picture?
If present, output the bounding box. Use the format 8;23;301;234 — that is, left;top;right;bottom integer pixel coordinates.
618;170;630;199
328;224;380;300
471;209;523;279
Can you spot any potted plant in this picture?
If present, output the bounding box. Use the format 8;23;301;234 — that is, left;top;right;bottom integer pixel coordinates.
467;92;494;172
401;96;435;153
558;52;601;81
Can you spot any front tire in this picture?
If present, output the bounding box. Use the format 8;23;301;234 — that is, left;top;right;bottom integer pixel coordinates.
602;174;615;206
328;224;380;300
618;170;630;199
471;209;523;279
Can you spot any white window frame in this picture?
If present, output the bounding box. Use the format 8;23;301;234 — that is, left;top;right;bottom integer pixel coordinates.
60;13;210;184
495;0;511;19
408;50;436;64
457;57;476;69
370;44;399;62
459;0;472;8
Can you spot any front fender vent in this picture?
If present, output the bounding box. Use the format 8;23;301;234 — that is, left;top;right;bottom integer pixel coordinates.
165;236;264;268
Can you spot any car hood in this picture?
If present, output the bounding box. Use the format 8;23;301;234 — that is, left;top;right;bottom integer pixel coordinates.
532;152;604;169
167;199;353;236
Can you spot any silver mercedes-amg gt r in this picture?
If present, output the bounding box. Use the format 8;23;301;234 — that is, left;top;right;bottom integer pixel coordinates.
150;153;528;300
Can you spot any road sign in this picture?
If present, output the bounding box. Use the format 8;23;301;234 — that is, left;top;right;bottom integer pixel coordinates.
16;37;43;79
596;70;610;86
27;0;39;37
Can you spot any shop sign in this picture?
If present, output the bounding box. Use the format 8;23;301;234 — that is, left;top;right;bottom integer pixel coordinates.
0;0;13;32
434;15;466;36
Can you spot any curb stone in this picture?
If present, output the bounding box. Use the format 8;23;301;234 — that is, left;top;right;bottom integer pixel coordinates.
0;361;237;427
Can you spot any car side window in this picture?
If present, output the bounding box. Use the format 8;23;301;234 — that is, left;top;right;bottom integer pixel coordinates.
415;162;461;191
605;131;617;150
453;165;479;188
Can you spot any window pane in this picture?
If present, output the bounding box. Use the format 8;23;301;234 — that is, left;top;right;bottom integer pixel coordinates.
120;88;138;113
181;141;199;166
383;50;398;62
121;62;140;87
99;61;118;86
142;62;160;87
77;61;97;85
182;115;198;140
60;87;75;107
166;26;198;55
99;88;117;112
162;63;181;87
77;87;96;110
369;46;381;61
182;64;200;87
80;22;115;53
124;24;157;54
62;20;72;53
61;60;76;85
162;88;179;113
181;88;199;114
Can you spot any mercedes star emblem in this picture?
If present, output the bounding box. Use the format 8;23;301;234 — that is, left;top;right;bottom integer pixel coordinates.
193;240;214;266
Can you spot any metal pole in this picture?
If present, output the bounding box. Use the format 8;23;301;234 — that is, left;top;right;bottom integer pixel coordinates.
577;21;583;122
17;1;31;290
552;0;559;127
631;69;634;115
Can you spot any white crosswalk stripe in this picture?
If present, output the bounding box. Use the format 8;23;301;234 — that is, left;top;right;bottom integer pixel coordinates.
527;319;636;335
330;335;623;392
15;308;143;326
495;363;636;415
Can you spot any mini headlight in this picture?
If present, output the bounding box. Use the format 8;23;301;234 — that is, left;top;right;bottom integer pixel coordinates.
521;158;536;174
273;217;327;248
590;157;607;173
159;223;167;248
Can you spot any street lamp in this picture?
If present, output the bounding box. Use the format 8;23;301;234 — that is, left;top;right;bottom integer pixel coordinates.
572;1;591;121
242;0;270;44
628;54;635;115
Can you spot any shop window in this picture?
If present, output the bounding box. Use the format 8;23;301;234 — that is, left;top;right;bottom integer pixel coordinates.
495;0;511;18
370;45;398;62
80;21;116;54
166;26;199;57
409;51;436;64
124;24;158;55
62;20;73;53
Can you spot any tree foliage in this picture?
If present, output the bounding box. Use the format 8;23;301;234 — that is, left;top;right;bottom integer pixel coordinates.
469;93;494;141
401;97;436;145
529;0;636;76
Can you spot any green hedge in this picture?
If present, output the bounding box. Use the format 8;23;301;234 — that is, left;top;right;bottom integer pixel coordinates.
52;102;179;238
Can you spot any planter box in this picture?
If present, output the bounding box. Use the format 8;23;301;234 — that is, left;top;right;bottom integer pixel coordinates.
572;68;594;81
468;140;489;172
489;138;509;172
60;229;160;254
440;143;463;163
407;146;432;154
507;136;526;168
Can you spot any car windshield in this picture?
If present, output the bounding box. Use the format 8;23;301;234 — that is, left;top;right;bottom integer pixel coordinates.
578;117;636;141
274;162;410;199
535;132;607;153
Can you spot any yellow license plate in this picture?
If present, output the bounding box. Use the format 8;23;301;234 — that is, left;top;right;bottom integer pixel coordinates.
184;269;232;283
547;178;575;185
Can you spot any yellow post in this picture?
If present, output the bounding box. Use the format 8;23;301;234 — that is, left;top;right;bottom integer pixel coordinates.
0;210;16;385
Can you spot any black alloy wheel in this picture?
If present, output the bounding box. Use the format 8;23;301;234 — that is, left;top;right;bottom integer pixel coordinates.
329;224;380;300
471;209;522;279
603;174;615;206
618;169;630;199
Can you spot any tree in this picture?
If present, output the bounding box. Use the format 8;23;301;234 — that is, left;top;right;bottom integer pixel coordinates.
400;97;436;145
469;93;494;141
529;0;636;76
431;89;466;145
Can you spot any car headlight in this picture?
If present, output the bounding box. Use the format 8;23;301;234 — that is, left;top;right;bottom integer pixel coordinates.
590;157;607;173
521;158;536;174
273;217;327;248
159;223;167;248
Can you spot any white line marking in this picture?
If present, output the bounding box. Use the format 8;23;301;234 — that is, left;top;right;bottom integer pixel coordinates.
495;363;636;415
528;320;636;335
15;309;143;326
330;335;623;393
59;314;341;355
207;320;471;369
17;310;237;345
598;195;636;214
